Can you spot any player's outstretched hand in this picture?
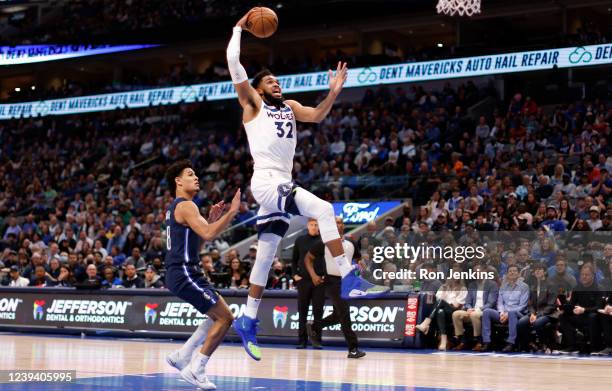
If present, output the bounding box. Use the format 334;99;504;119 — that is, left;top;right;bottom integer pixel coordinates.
208;201;225;223
229;189;241;213
329;61;348;97
236;7;257;30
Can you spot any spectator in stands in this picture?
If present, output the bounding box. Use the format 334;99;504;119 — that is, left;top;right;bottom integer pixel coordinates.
55;265;74;287
101;267;123;289
79;264;102;289
416;265;468;350
2;217;22;241
517;263;557;352
143;265;164;288
587;206;603;231
5;265;29;287
200;253;215;281
548;255;578;296
558;264;604;354
452;263;499;351
267;260;291;290
227;257;248;289
124;247;146;271
122;264;144;288
479;265;529;352
29;265;55;287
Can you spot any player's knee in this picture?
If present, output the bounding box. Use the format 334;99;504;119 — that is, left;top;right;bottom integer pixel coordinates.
216;307;234;326
318;200;334;219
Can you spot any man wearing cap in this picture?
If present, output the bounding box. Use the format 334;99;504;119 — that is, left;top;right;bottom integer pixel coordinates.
541;205;566;232
5;265;29;287
144;265;164;288
587;206;603;231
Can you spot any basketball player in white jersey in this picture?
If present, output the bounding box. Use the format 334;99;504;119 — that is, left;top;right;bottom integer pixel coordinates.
227;9;389;361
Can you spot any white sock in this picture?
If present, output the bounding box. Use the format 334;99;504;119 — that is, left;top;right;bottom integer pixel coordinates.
244;296;261;319
334;254;354;277
178;318;213;358
190;351;210;372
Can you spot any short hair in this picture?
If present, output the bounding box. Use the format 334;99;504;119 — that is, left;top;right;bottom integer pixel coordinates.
507;264;520;273
251;69;274;89
165;159;193;197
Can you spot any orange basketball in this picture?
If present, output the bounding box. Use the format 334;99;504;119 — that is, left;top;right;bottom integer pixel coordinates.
246;7;278;38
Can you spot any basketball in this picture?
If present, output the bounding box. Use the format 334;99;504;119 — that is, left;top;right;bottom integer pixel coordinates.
246;7;278;38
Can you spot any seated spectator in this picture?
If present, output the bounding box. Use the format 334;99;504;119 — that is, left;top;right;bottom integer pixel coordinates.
29;265;56;287
47;257;62;281
76;264;102;289
593;300;612;356
6;265;29;287
452;264;499;351
558;264;604;354
124;247;146;272
479;265;529;352
101;267;123;289
55;265;75;287
267;260;291;289
226;257;248;289
518;263;557;352
416;265;468;350
143;265;164;288
548;256;577;296
122;263;144;288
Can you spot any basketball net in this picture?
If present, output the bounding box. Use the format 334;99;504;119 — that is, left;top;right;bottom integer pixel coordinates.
436;0;481;16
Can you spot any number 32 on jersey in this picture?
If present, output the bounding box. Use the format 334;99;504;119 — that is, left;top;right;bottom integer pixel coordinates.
275;121;293;138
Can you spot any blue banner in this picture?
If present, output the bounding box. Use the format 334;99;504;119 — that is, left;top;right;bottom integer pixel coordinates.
333;201;401;224
0;44;158;66
1;44;611;119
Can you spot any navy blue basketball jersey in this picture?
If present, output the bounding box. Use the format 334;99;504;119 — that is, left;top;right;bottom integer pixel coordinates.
164;198;201;267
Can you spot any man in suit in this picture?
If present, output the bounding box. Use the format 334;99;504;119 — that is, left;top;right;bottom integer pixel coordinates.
452;263;499;350
291;219;326;349
517;263;557;352
304;217;366;359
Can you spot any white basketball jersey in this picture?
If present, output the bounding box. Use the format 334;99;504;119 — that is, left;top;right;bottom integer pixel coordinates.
244;101;297;176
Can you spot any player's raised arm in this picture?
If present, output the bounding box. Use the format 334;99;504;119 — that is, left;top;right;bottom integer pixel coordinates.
227;10;261;114
177;189;241;241
285;61;348;123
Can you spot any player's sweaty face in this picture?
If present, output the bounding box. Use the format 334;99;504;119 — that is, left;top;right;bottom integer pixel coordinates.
262;76;281;97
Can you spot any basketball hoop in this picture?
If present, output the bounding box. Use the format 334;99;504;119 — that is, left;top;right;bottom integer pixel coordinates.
436;0;481;17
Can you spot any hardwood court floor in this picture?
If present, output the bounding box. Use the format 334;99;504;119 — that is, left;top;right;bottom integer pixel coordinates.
0;333;610;390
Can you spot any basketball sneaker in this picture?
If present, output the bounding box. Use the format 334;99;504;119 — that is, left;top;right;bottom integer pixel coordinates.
233;315;262;361
341;266;390;299
166;349;191;371
180;366;216;390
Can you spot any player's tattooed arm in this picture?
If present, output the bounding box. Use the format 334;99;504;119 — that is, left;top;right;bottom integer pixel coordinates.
285;62;347;123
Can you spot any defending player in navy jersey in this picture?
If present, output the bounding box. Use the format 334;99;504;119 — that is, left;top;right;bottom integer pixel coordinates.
163;159;241;390
227;8;389;361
